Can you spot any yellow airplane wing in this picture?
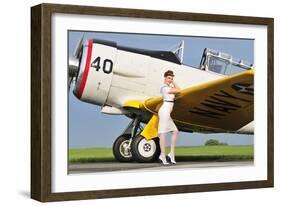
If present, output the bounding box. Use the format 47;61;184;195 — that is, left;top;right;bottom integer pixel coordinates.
123;69;254;140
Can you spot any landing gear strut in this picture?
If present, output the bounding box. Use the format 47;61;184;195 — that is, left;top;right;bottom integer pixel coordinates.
112;116;160;163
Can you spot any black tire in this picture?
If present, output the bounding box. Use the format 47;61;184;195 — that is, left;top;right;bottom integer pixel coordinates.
131;135;160;163
113;135;134;162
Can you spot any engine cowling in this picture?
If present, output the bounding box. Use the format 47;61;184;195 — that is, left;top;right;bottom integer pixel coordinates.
73;39;116;106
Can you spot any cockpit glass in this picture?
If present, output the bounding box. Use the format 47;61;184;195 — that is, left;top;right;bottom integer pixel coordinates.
208;56;229;74
207;56;250;75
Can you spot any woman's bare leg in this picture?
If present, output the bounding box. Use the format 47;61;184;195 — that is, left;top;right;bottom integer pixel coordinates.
170;130;178;161
159;133;167;161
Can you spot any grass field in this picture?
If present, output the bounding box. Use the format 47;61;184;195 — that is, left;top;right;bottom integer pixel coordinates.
69;145;253;163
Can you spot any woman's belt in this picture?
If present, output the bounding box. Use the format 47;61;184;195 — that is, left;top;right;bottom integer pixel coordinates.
164;100;175;103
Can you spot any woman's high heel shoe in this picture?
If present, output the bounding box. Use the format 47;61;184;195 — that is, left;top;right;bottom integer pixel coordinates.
159;155;169;165
168;153;176;164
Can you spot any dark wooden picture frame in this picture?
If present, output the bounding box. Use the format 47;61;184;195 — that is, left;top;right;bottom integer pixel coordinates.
31;3;274;202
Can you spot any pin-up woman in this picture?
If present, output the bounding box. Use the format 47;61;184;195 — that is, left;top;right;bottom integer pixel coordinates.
158;70;181;165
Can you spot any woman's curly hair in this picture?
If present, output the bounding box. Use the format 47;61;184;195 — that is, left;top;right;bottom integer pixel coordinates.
164;70;175;77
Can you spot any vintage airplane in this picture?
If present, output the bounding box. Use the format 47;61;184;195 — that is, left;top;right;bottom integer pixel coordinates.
68;35;254;163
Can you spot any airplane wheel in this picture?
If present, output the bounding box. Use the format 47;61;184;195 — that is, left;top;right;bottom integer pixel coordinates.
113;135;134;162
131;135;160;163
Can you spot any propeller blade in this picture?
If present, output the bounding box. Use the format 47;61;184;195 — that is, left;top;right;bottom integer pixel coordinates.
68;56;80;91
73;34;84;58
69;33;85;93
68;76;73;91
69;56;79;76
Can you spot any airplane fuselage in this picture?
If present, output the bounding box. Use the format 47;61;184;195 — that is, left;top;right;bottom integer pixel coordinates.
72;39;253;134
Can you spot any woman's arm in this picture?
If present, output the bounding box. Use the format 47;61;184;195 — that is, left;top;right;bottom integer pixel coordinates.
169;81;181;94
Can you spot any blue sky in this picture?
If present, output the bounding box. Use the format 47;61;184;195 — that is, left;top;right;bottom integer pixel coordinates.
68;31;254;149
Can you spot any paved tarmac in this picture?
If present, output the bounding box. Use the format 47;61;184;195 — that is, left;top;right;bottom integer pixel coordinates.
68;160;253;174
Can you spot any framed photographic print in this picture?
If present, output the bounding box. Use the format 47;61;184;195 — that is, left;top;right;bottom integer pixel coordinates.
31;3;274;202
